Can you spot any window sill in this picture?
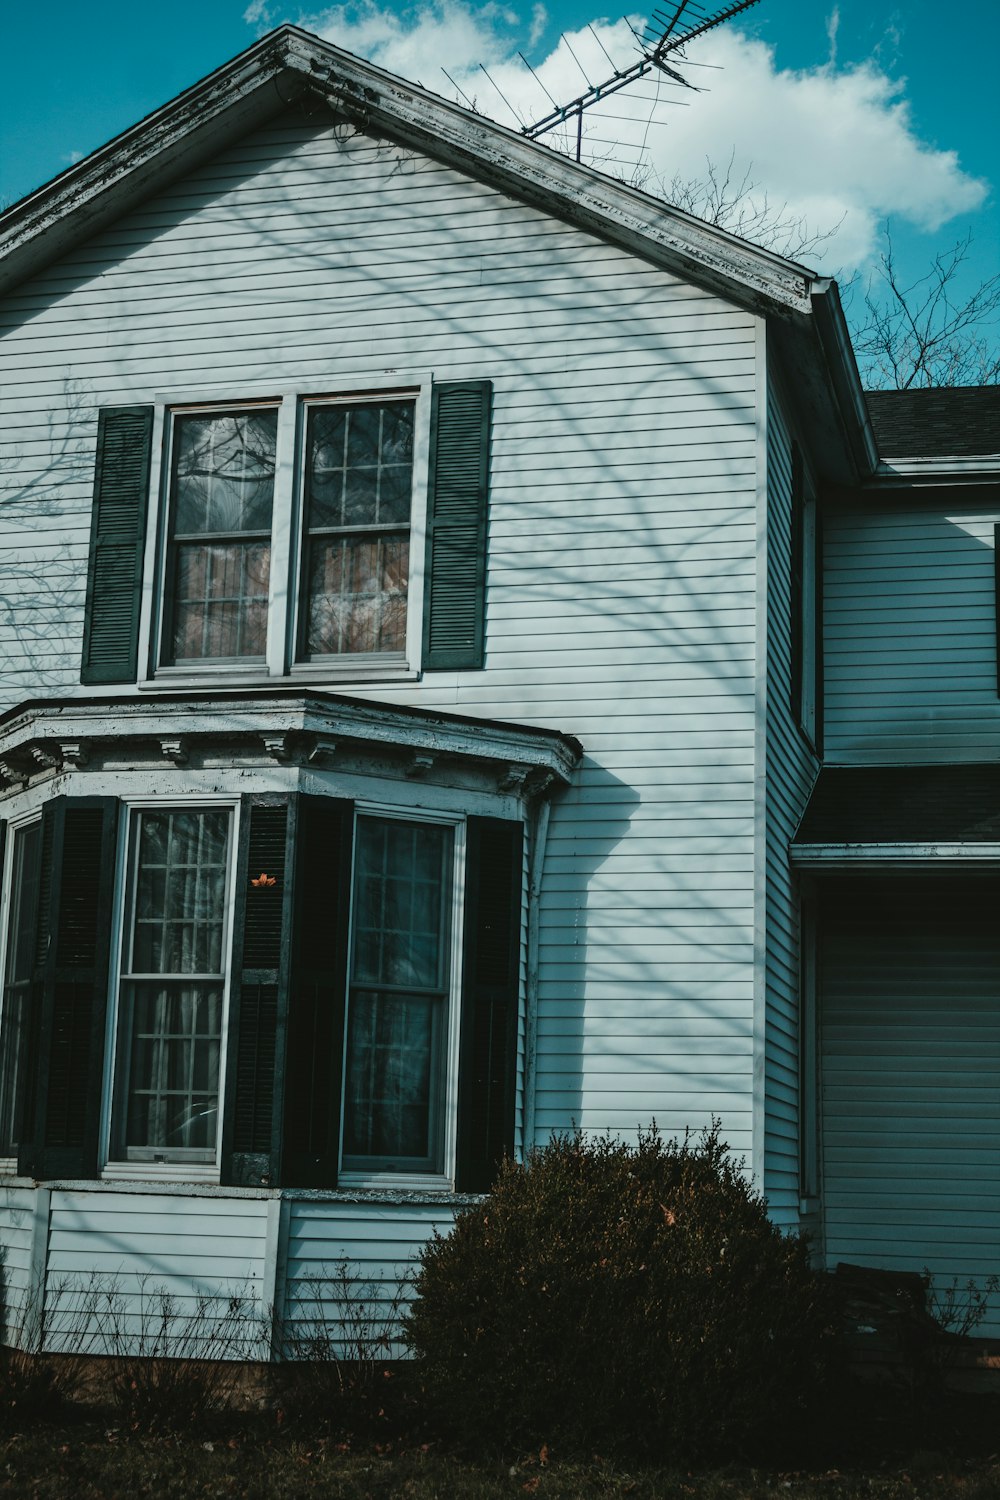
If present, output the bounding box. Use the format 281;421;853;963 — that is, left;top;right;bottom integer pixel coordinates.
137;662;419;692
102;1162;221;1184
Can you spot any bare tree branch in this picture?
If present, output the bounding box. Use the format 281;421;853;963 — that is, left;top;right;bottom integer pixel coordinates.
851;228;1000;389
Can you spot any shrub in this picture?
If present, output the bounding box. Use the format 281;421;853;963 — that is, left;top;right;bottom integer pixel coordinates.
404;1123;838;1461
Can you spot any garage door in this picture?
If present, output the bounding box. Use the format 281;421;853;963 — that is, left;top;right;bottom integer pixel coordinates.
820;877;1000;1335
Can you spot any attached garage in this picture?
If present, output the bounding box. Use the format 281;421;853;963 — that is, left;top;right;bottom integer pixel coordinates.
818;876;1000;1335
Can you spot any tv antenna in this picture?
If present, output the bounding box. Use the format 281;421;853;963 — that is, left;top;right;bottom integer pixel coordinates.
521;0;761;162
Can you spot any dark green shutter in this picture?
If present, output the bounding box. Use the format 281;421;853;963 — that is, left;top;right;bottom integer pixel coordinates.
283;796;354;1187
19;797;118;1180
221;796;297;1187
81;406;153;685
455;816;523;1192
221;795;354;1189
423;380;492;670
995;523;1000;696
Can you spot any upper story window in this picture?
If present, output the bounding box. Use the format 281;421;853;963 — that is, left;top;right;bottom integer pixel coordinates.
164;411;277;665
79;379;491;688
302;402;414;660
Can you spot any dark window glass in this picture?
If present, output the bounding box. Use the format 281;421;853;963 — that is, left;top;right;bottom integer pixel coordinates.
342;817;451;1173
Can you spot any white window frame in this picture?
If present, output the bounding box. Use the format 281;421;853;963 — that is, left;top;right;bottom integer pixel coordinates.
100;796;241;1183
137;374;432;690
337;802;467;1191
0;810;43;1177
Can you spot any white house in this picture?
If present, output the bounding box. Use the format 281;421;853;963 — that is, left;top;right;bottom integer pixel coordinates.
0;26;997;1352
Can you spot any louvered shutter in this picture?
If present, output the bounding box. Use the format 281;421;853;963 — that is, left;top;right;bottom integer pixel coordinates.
81;406;153;685
220;796;297;1187
455;816;523;1192
283;796;354;1187
422;380;492;670
19;797;118;1180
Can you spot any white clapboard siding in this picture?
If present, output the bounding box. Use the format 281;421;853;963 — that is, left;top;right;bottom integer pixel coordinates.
821;878;1000;1337
43;1191;271;1356
283;1199;457;1356
0;1185;39;1347
762;381;820;1226
824;501;1000;762
0;109;760;1162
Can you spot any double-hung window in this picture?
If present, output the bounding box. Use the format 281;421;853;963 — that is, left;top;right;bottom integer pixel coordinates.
342;814;455;1180
152;392;418;677
301;401;414;660
110;806;234;1168
81;380;491;687
162;411;277;665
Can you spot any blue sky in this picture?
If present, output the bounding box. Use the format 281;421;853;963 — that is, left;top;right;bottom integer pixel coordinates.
2;1;998;315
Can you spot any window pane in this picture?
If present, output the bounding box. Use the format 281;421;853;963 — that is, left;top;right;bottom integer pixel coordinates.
172;411;277;535
124;982;223;1154
305;534;408;656
307;402;413;530
131;810;229;974
170;540;270;660
0;821;42;1155
343;991;437;1161
353;820;448;989
343;817;451;1173
116;808;231;1164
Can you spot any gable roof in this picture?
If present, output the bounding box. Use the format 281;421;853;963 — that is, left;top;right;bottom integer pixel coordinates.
0;24;875;483
867;387;1000;461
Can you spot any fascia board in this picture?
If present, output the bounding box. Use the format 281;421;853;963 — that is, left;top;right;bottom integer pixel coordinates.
876;457;1000;479
791;842;1000;867
0;25;815;320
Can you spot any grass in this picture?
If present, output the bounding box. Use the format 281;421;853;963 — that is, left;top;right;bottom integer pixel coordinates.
1;1426;999;1500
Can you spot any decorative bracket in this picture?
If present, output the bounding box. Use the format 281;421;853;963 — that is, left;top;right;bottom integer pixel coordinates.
405;750;435;778
498;763;530;794
30;746;61;774
58;740;90;768
159;737;189;767
0;759;28;792
262;733;292;762
307;738;337;766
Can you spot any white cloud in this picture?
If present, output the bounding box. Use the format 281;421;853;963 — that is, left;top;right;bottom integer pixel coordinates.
285;3;990;271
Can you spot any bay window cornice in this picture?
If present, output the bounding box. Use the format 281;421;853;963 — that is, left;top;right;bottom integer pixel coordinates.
0;690;581;800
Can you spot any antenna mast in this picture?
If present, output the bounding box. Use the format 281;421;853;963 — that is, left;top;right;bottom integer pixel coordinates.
523;0;761;159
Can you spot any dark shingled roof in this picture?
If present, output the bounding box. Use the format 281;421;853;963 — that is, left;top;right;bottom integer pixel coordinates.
794;765;1000;844
866;387;1000;459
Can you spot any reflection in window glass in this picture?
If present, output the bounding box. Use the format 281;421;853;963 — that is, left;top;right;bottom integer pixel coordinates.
166;411;277;663
115;809;231;1162
303;402;413;658
343;817;451;1173
0;821;42;1156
